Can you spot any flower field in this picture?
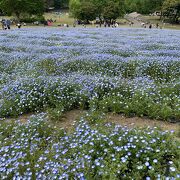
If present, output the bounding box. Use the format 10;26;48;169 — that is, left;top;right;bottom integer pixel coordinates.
0;27;180;179
0;27;180;121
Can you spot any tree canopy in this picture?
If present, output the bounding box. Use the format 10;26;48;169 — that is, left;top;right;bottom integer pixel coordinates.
124;0;179;23
162;0;180;22
54;0;69;9
0;0;179;23
124;0;164;14
0;0;44;20
69;0;125;22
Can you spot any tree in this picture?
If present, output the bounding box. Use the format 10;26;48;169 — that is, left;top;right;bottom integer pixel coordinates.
78;1;98;21
69;0;81;19
70;0;97;22
0;0;44;20
69;0;125;22
54;0;69;9
103;0;125;21
43;0;54;11
162;0;180;23
124;0;164;14
91;0;106;18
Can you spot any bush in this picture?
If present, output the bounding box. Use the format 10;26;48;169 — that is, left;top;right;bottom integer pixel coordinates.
20;16;45;23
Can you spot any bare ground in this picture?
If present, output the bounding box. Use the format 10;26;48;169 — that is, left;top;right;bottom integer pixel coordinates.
51;110;179;133
3;110;179;135
105;113;179;132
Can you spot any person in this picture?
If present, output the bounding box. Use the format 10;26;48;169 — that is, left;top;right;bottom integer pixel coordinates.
48;20;52;26
2;19;7;30
149;24;152;29
156;23;159;28
6;19;11;29
1;19;4;30
22;22;26;26
115;22;118;27
17;23;21;28
141;22;145;27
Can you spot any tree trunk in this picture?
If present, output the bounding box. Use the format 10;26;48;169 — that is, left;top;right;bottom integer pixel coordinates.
15;12;20;22
160;10;163;20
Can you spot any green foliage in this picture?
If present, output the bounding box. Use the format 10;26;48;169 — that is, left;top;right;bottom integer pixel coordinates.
124;0;164;14
89;84;180;121
162;0;180;23
69;0;125;21
124;0;179;23
70;0;98;22
47;104;65;121
1;57;179;121
0;0;44;20
103;0;125;20
142;61;180;83
20;15;45;23
76;0;98;21
54;0;69;9
84;110;105;124
43;0;54;10
36;59;57;75
0;114;179;179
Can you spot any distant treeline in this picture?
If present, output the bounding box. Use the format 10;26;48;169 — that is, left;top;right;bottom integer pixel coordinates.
70;0;179;23
43;0;69;10
0;0;179;23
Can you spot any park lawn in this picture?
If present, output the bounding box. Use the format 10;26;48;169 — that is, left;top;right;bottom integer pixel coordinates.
141;15;180;30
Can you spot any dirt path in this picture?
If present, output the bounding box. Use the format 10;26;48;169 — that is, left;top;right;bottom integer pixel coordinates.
105;113;179;132
3;110;179;136
51;110;85;132
124;13;149;28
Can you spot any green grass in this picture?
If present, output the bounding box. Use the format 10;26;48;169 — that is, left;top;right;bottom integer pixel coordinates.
1;12;180;29
141;15;180;30
44;12;75;25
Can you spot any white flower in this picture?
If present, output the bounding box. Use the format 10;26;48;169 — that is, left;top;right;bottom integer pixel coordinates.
137;165;143;170
169;167;176;172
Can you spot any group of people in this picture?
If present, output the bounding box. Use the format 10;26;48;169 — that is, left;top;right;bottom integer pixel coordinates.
141;22;161;29
1;19;11;30
1;19;22;30
1;17;163;30
43;19;56;26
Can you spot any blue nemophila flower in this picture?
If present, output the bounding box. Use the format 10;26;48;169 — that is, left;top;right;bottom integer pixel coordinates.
145;162;150;167
153;159;158;163
0;27;180;179
121;157;127;163
0;27;180;120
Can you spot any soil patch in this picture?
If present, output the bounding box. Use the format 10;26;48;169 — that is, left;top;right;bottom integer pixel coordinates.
106;113;179;131
2;110;179;136
50;110;85;131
